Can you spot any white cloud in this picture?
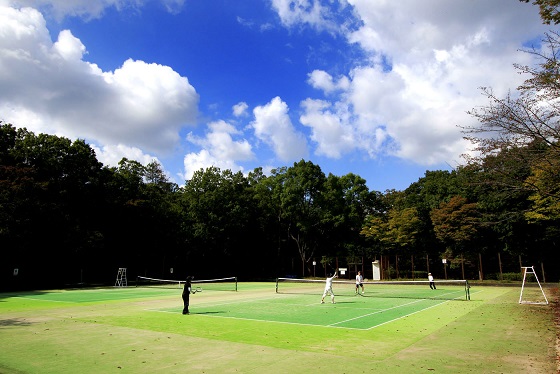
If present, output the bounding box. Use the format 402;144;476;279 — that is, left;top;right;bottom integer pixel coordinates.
3;0;185;20
232;102;249;117
53;29;86;61
0;0;552;189
300;98;354;158
291;0;549;166
307;70;350;94
92;143;160;169
271;0;327;29
183;120;255;180
251;96;308;162
0;4;198;171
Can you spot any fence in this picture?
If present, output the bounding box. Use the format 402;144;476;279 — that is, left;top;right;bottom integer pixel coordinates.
305;252;555;283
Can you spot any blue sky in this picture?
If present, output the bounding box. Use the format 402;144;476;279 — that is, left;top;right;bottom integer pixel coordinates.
0;0;550;191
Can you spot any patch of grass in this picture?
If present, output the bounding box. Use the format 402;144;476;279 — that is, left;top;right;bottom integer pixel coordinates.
0;283;556;373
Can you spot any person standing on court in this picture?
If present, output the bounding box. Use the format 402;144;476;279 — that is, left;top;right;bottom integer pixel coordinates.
182;276;194;314
355;271;364;295
321;271;338;304
428;272;436;290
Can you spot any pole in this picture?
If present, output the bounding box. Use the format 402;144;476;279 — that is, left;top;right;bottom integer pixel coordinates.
479;253;484;281
498;252;503;281
313;260;316;278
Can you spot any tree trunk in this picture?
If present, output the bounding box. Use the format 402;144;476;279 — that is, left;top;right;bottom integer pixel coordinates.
478;253;484;281
498;252;503;281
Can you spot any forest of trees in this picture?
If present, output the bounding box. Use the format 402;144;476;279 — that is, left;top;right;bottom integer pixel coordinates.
1;1;559;291
1;106;558;290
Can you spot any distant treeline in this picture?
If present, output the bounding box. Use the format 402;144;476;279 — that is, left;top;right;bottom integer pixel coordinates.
0;122;559;290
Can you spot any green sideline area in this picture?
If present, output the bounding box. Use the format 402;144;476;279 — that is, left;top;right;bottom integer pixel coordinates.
0;282;556;373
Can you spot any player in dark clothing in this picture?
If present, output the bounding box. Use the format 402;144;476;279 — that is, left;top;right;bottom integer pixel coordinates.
182;276;194;314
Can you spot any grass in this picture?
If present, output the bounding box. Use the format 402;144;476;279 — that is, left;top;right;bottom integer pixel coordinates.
0;282;557;373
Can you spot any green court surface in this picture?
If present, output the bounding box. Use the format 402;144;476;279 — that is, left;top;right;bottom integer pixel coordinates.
155;293;468;330
0;282;557;373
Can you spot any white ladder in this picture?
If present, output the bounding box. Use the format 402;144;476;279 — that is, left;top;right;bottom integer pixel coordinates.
519;266;548;305
115;268;127;287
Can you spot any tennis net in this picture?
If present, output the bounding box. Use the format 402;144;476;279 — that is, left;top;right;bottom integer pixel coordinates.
136;276;238;291
275;278;470;300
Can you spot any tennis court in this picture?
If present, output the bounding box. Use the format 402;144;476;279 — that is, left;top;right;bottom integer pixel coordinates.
0;280;556;373
4;279;476;330
148;279;474;330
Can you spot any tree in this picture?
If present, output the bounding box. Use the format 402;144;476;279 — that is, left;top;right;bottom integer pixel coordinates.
361;199;421;254
430;196;481;279
0;125;108;287
180;166;254;277
281;160;326;276
525;154;560;222
461;31;560;220
430;196;480;247
322;173;376;255
521;0;560;25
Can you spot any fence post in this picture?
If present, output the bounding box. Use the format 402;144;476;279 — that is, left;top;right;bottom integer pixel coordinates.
478;253;484;281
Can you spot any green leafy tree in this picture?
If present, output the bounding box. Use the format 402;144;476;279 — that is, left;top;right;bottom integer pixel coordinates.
281;160;326;276
521;0;560;25
430;196;480;247
462;31;560;219
181;166;253;276
361;192;421;253
525;154;560;222
0;124;107;286
430;195;481;277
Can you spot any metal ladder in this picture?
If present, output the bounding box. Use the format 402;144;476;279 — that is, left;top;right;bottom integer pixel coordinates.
519;266;548;305
115;268;127;287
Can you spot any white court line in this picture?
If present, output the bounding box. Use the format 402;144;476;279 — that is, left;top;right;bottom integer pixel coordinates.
12;296;78;303
332;289;481;329
364;301;450;330
146;309;372;330
145;290;477;330
329;298;447;327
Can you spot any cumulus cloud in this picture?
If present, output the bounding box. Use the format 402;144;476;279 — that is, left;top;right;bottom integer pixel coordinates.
183;120;255;180
307;70;350;94
4;0;185;20
251;97;308;162
92;143;160;169
232;102;249;117
295;0;548;165
0;0;551;188
271;0;332;30
0;4;198;168
300;98;354;159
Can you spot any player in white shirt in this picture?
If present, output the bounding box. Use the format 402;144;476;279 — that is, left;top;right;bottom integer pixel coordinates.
321;272;338;304
428;273;436;290
355;271;364;295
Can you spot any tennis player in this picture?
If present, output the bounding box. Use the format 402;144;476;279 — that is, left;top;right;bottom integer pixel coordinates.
428;273;436;290
182;276;194;314
321;271;338;304
355;271;364;295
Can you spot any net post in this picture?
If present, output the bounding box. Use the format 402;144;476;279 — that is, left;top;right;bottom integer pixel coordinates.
235;277;238;291
275;278;279;293
465;280;470;300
